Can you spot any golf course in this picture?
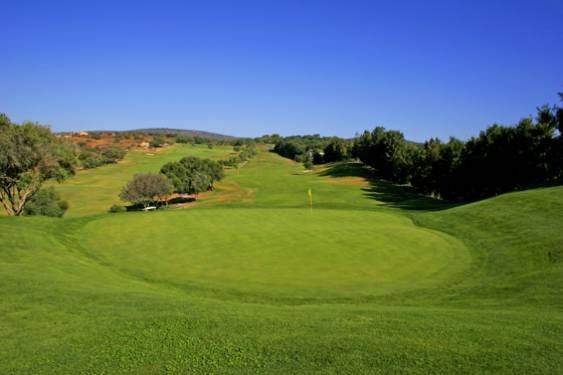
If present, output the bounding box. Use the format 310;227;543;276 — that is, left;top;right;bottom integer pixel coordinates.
1;144;561;373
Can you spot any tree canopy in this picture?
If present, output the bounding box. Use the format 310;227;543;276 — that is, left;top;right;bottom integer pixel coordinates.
120;173;173;208
160;156;224;198
352;102;563;201
0;115;76;215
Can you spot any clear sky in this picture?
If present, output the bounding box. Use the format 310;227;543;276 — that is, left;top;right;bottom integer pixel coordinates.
1;0;562;141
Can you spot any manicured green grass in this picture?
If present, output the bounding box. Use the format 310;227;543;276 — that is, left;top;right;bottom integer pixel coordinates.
78;208;470;301
1;148;562;373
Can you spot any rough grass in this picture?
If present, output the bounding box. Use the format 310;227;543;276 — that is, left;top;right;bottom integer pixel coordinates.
0;148;562;373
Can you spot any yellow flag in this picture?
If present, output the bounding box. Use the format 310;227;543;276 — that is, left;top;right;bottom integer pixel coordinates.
307;188;313;208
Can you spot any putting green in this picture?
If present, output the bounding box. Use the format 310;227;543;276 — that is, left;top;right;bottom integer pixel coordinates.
79;208;470;301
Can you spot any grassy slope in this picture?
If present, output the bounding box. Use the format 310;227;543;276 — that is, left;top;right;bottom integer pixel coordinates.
50;144;234;217
0;148;562;373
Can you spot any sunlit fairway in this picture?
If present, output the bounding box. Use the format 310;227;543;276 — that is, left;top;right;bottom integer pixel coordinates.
1;147;562;373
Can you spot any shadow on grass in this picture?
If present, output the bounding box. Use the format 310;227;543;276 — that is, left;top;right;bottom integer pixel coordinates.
167;196;196;205
123;196;196;212
320;161;459;211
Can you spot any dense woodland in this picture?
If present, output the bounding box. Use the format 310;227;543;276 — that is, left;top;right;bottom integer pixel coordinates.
352;103;562;201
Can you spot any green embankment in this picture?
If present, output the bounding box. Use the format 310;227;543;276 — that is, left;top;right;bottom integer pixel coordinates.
0;146;561;373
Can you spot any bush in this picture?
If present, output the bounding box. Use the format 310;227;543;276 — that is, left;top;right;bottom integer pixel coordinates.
150;135;166;148
78;146;127;168
176;134;192;144
24;187;69;217
109;204;126;213
79;151;105;169
101;146;126;163
323;139;349;162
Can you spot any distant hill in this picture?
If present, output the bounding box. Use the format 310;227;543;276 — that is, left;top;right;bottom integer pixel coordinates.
124;128;237;140
63;128;238;140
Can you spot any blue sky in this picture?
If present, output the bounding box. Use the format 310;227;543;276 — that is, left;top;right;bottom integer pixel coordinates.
1;0;562;141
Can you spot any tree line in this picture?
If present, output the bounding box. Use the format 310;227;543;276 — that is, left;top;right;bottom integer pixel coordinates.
351;100;563;201
271;135;351;168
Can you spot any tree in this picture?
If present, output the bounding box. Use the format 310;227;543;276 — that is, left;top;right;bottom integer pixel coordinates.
303;153;314;170
323;139;348;162
273;140;304;160
188;171;212;197
0;117;77;216
352;98;562;202
160;157;222;199
101;146;126;163
23;187;68;217
120;173;172;208
352;127;412;182
0;113;10;129
178;156;224;189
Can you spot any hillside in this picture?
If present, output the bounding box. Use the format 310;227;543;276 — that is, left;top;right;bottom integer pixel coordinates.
0;146;561;373
122;128;236;140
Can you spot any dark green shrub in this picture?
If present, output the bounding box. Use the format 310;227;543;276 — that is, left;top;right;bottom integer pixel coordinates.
101;146;126;163
176;134;192;144
79;151;105;169
150;135;166;148
24;187;69;217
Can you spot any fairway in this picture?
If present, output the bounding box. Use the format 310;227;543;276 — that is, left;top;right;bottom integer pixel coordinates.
50;144;234;217
1;147;562;373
